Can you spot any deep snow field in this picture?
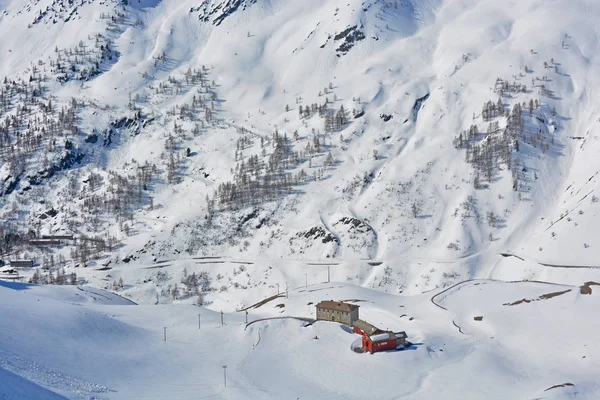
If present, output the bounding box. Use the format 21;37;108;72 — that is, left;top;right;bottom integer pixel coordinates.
1;0;600;397
2;278;599;399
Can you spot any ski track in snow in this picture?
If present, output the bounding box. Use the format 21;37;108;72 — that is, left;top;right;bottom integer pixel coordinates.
0;347;113;399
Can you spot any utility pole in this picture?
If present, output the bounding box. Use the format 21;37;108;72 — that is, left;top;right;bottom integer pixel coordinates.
163;327;167;342
222;365;227;387
198;314;201;330
221;311;224;326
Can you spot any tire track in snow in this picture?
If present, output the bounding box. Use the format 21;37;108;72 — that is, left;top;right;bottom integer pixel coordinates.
500;252;600;269
430;278;575;335
430;279;476;335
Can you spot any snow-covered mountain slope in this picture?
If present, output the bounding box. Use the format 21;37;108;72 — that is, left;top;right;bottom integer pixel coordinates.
2;278;600;399
1;0;600;366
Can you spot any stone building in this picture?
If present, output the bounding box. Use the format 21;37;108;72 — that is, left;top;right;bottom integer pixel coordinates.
315;300;359;326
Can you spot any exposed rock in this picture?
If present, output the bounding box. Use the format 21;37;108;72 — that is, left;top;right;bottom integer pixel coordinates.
334;25;366;56
298;226;338;244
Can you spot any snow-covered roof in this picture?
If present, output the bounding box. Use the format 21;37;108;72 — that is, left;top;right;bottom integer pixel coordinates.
369;331;407;342
353;319;381;335
370;332;392;342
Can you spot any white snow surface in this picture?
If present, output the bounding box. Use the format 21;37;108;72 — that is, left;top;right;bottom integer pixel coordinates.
369;332;391;342
1;279;600;399
1;0;600;397
2;0;600;293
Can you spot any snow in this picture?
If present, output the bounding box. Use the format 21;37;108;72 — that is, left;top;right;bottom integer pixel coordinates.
0;367;66;400
1;0;600;397
1;279;599;399
0;0;599;296
369;332;391;342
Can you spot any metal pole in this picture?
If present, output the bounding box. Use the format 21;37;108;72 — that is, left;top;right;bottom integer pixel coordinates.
221;311;224;326
222;365;227;387
198;314;201;330
245;310;248;324
163;327;167;342
327;266;330;283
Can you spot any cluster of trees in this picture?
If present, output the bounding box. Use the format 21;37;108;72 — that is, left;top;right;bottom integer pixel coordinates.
153;68;219;184
0;5;208;268
81;161;157;225
494;77;527;98
69;235;116;266
324;105;349;133
29;267;77;285
160;270;214;303
213;128;333;210
41;253;67;270
298;102;351;133
481;99;505;122
0;79;80;181
455;101;522;186
0;68;88;256
30;0;127;27
342;171;374;197
153;66;213;100
112;277;125;291
51;35;116;83
0;226;29;255
181;269;211;296
454;74;553;189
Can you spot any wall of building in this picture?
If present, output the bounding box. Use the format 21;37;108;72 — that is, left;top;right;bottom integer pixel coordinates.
316;307;357;325
367;339;397;353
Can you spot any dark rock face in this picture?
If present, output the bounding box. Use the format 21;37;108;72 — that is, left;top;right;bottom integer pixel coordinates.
85;133;99;144
335;217;373;234
411;93;430;122
19;150;85;191
334;25;366;56
297;226;338;244
193;0;258;26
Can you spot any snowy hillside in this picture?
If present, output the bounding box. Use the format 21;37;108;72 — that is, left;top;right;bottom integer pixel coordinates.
0;0;599;298
2;278;600;399
1;0;600;396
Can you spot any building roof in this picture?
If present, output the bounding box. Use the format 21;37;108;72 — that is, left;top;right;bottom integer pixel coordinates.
316;300;359;313
370;332;392;342
353;319;381;335
368;331;408;342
